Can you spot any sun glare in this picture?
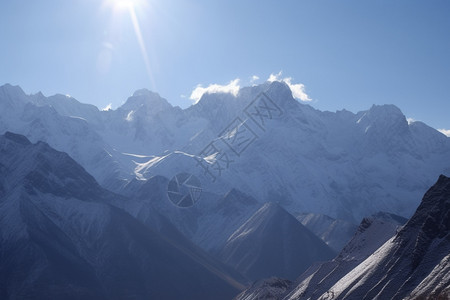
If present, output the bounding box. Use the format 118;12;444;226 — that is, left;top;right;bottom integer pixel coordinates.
102;0;156;90
110;0;142;11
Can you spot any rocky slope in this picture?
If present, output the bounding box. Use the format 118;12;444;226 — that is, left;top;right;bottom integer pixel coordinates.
317;175;450;299
0;132;245;299
219;202;335;281
234;176;450;299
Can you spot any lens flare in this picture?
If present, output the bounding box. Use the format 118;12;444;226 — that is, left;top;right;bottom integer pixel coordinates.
111;0;141;10
103;0;155;89
128;6;155;89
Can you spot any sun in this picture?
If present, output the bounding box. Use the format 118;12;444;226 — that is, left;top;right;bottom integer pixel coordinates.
102;0;156;89
109;0;143;11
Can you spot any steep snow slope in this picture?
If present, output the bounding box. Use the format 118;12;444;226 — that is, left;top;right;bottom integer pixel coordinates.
0;84;128;190
219;202;335;281
1;82;450;222
120;176;262;254
284;212;406;300
0;132;245;299
131;82;450;221
408;253;450;299
317;175;450;299
30;92;101;126
234;278;292;300
295;213;357;252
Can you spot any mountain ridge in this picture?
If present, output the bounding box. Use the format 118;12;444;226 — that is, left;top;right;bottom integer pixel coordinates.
0;132;246;299
1;82;449;222
234;177;449;299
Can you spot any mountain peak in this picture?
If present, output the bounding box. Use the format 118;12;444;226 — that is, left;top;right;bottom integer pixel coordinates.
437;173;450;184
120;89;172;113
0;132;103;200
360;104;407;125
356;103;410;150
372;104;407;122
259;201;284;216
267;80;291;94
358;104;405;121
317;175;450;299
0;83;25;96
370;211;408;225
337;211;406;262
0;84;28;107
369;103;402;113
219;188;259;209
132;88;159;97
4;131;31;145
220;202;335;281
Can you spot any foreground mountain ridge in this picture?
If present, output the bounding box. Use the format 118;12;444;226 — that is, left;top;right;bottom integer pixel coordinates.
0;132;245;299
317;174;450;299
283;212;407;299
235;175;450;300
219;202;335;281
1;80;450;299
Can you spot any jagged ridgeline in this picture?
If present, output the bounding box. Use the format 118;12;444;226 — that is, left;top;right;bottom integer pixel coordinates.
1;82;449;222
1;82;449;299
235;175;450;299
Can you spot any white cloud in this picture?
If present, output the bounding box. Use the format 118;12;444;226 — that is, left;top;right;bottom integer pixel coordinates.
250;75;260;83
189;78;240;103
267;71;283;82
283;77;311;102
406;117;416;124
267;71;311;102
102;103;113;111
438;129;450;137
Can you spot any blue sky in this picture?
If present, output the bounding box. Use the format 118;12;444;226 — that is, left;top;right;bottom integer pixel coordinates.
1;0;449;133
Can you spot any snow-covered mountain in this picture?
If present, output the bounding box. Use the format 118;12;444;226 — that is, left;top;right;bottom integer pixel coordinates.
1;82;450;222
0;84;127;191
295;213;358;252
234;278;293;300
2;81;450;298
118;176;262;255
235;176;450;299
284;212;407;299
315;175;450;299
114;175;336;283
0;132;245;299
219;202;335;281
136;82;450;222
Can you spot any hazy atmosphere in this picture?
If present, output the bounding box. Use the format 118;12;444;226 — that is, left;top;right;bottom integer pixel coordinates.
1;1;449;299
1;0;449;132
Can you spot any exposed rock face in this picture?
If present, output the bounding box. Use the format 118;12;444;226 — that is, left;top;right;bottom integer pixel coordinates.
234;176;449;299
0;133;244;300
219;202;335;281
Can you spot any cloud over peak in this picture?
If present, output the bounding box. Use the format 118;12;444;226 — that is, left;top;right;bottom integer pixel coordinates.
188;72;311;104
267;71;311;102
102;103;113;111
189;79;240;103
